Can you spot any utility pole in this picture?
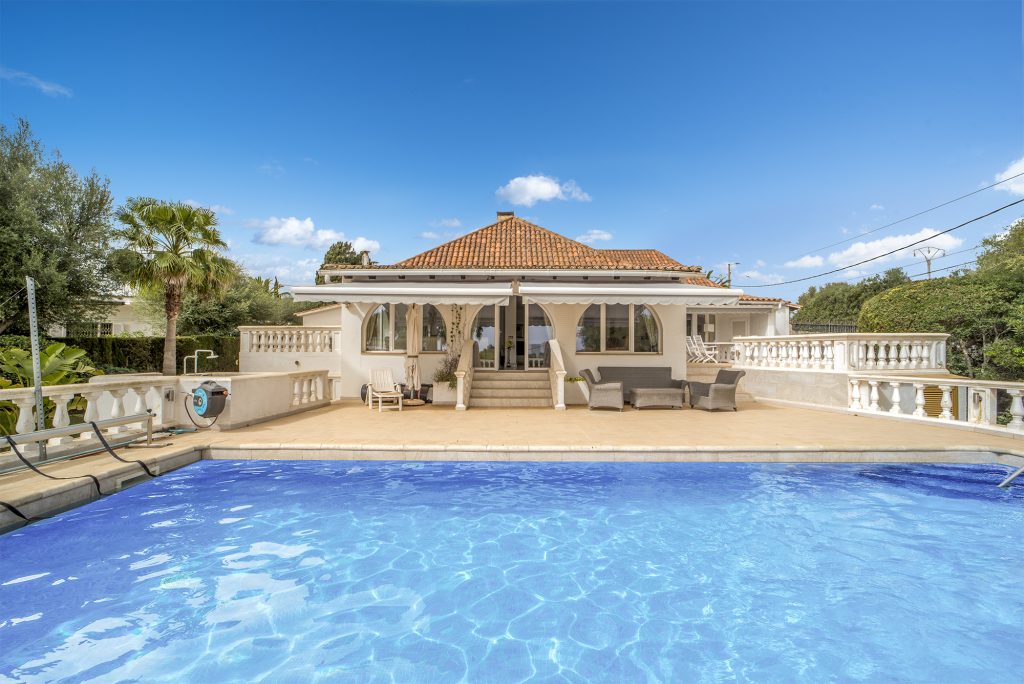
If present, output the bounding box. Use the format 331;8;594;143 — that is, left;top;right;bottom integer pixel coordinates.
25;277;47;459
913;247;945;279
726;262;740;288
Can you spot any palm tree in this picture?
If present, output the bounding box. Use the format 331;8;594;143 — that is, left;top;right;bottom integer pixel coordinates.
115;198;235;375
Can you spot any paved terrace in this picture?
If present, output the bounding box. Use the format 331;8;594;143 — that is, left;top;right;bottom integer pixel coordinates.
3;400;1023;531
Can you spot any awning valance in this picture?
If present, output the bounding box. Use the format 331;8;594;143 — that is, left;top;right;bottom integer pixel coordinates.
290;282;513;306
518;282;742;306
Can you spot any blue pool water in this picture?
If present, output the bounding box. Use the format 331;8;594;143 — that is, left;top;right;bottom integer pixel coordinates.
0;461;1021;683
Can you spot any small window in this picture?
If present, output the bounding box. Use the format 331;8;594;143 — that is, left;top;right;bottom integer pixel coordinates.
576;304;661;353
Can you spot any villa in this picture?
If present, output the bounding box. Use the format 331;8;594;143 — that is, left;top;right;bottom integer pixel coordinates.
240;211;797;406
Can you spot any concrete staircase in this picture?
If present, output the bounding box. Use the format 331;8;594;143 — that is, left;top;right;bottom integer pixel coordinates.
470;370;552;408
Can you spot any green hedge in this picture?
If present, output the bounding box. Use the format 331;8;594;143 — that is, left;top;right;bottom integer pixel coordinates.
60;336;240;374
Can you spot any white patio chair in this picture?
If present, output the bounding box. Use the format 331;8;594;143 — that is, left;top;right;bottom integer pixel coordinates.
367;368;403;412
688;335;719;363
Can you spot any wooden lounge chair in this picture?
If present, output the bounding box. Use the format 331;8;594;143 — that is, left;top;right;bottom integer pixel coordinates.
687;335;720;363
367;368;403;412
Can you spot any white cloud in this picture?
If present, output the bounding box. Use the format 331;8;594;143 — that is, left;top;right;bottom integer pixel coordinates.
430;218;461;229
257;160;285;177
350;237;381;253
0;67;72;97
753;259;766;268
496;175;592;207
184;199;235;216
238;254;321;284
739;270;784;284
994;157;1024;195
250;216;380;253
825;228;962;268
419;231;441;240
870;204;884;211
784;254;824;268
576;229;612;244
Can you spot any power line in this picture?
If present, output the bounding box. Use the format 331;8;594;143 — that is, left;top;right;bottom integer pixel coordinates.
738;198;1024;288
838;243;984;284
796;170;1024;255
0;286;26;312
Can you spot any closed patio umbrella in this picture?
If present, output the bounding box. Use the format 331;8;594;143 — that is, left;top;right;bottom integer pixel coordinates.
405;304;421;391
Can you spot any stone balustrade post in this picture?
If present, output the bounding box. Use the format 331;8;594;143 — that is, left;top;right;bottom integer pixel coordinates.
938;385;954;421
455;370;467;411
888;382;902;415
868;381;880;411
1007;390;1024;430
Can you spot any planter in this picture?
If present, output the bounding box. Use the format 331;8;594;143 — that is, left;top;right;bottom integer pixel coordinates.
431;382;457;406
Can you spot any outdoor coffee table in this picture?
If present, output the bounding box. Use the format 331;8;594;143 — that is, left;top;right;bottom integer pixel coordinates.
630;386;686;409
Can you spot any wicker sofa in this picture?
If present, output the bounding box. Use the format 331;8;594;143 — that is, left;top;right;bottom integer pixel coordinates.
581;367;687;410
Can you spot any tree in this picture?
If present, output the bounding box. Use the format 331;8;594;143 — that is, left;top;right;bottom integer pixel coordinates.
0;119;117;333
858;220;1024;380
115;199;235;375
317;240;365;283
792;268;909;325
135;261;309;335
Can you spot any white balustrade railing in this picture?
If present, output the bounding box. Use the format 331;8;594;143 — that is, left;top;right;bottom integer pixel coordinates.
732;333;948;373
290;370;327;407
1;376;177;459
547;339;567;410
240;326;341;354
848;373;1024;434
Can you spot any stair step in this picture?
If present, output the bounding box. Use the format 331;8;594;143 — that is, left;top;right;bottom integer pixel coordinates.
473;380;550;390
471;397;552;408
473;371;547;380
472;388;551;399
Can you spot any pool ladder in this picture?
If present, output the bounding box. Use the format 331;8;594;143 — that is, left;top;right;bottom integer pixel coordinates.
997;465;1024;488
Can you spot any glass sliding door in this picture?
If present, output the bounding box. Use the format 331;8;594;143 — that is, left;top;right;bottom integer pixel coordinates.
526;303;553;368
472;305;497;368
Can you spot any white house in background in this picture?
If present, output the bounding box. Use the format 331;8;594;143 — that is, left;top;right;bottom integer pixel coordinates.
240;212;796;406
49;290;161;338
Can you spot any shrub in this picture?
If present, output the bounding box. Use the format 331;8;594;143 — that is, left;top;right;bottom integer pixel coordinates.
60;335;240;374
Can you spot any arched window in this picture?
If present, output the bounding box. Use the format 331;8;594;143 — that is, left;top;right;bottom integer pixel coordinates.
420;305;447;352
576;304;661;353
364;303;408;352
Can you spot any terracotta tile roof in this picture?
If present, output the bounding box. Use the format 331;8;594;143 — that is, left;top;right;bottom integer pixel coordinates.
373;215;702;272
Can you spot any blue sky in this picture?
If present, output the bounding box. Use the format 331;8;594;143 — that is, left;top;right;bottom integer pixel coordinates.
2;0;1021;299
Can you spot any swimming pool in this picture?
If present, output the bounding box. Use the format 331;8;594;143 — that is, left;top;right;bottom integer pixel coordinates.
0;460;1020;682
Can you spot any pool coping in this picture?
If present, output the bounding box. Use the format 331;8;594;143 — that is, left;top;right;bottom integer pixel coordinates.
2;443;1022;534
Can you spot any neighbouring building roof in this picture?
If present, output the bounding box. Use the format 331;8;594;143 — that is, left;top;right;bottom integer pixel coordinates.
323;214;702;273
681;275;798;308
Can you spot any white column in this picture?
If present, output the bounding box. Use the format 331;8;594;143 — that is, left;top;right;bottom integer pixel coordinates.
888;382;903;415
913;383;926;417
938;385;954;421
849;379;862;409
48;393;75;445
107;389;127;434
455;370;467;411
554;370;566;410
868;381;880;411
1008;390;1024;431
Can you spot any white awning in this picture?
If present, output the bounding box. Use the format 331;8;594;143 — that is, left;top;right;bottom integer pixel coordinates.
518;282;742;306
290;281;513;306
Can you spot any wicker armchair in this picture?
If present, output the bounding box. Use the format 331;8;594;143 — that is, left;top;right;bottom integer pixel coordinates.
689;369;746;411
581;369;624;411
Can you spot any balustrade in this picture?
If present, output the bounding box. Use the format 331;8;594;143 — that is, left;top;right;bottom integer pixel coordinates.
847;374;1024;434
240;326;342;354
732;333;948;373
